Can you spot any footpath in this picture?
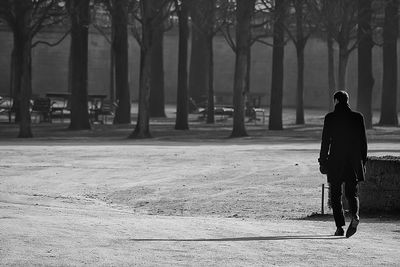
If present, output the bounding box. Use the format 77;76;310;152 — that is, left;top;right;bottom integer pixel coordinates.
1;180;399;266
1;133;399;266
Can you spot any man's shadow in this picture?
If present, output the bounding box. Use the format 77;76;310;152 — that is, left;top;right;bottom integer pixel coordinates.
129;235;345;242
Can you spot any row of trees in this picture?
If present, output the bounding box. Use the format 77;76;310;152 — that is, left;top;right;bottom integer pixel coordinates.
0;0;399;138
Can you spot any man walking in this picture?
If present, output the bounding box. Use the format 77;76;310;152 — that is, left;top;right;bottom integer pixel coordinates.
319;91;368;238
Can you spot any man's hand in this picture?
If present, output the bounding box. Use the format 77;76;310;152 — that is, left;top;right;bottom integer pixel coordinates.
318;157;328;175
319;164;328;175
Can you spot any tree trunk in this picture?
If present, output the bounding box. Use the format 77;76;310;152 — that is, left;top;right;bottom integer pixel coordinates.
109;23;115;103
357;0;374;129
230;0;255;137
13;1;33;138
130;0;152;138
188;9;208;104
9;48;16;123
295;42;305;124
206;34;215;124
324;0;336;111
245;44;251;94
327;34;336;111
18;37;33;138
205;0;216;124
68;37;73;94
337;41;349;91
379;0;399;126
175;0;189;130
11;44;22;123
269;0;286;131
295;0;305;125
68;0;91;130
113;0;131;124
149;10;166;118
337;0;354;92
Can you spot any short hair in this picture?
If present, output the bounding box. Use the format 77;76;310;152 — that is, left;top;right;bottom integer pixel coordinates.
333;91;349;103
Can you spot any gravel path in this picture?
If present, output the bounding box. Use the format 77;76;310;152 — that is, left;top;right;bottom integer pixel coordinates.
1;142;399;266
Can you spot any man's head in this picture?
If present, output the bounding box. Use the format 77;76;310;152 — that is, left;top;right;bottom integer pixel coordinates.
333;91;349;104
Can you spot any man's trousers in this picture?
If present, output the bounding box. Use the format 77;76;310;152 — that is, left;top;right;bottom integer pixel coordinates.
330;179;359;227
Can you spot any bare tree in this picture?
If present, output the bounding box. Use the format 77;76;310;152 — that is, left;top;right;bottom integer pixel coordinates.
379;0;399;126
0;0;67;137
269;0;287;130
309;0;358;111
67;0;91;130
95;0;131;124
326;30;336;110
187;0;222;124
336;1;358;91
129;0;172;138
188;1;209;106
220;0;275;134
130;0;152;138
92;1;114;104
312;0;336;111
149;0;168;118
188;0;244;124
112;0;131;123
356;0;374;129
284;0;317;125
230;0;256;137
175;0;189;130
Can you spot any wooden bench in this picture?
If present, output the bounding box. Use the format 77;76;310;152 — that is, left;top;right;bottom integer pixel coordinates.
31;97;52;123
90;99;117;124
46;93;71;122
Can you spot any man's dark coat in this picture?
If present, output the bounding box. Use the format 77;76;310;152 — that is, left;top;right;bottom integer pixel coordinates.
319;103;368;183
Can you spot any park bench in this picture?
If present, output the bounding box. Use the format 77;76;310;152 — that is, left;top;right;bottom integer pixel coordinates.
90;99;118;124
1;96;54;123
0;96;14;123
197;106;234;121
214;106;234;120
197;105;266;123
46;93;70;122
31;97;52;123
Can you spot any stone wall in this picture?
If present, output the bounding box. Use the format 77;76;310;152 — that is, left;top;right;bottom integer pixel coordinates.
360;156;400;213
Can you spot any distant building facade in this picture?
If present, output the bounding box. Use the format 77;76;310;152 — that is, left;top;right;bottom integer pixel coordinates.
0;26;399;111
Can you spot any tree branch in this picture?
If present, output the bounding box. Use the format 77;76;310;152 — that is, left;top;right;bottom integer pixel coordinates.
31;29;70;48
0;3;16;31
30;0;58;37
220;23;236;51
130;24;142;46
254;38;274;47
93;23;112;44
347;38;359;54
283;22;297;45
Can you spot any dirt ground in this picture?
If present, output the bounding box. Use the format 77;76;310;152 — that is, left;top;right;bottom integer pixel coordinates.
1;109;400;266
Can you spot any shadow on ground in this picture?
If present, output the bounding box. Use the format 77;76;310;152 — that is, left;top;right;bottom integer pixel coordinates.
128;235;343;242
1;120;400;144
300;212;400;223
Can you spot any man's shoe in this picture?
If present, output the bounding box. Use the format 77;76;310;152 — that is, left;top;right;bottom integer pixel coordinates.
334;227;344;236
346;219;359;238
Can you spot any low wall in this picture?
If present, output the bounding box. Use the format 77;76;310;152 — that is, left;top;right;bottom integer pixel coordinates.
360;156;400;213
